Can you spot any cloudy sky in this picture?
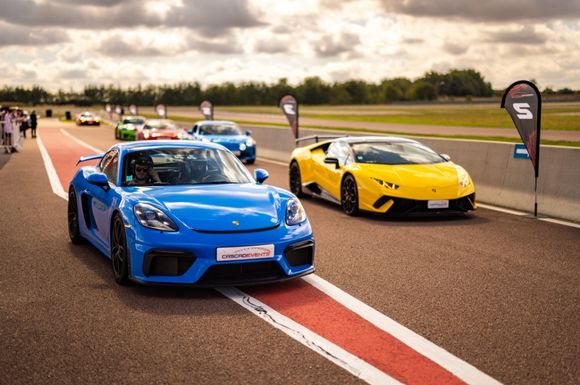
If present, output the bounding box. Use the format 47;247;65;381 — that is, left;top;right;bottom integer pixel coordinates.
1;0;579;91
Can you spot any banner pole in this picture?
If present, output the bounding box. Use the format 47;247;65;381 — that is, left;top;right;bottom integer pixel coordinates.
534;177;538;217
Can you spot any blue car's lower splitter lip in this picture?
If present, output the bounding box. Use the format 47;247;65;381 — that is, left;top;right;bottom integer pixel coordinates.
130;266;316;287
126;222;315;286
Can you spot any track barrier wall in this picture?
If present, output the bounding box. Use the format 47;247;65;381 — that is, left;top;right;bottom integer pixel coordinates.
247;124;580;223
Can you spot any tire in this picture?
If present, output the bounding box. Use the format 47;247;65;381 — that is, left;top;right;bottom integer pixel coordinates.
246;158;255;165
289;161;310;198
111;214;131;285
68;188;85;244
341;174;359;216
115;128;119;139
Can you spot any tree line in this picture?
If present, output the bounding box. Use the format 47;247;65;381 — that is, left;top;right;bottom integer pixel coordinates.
0;69;576;106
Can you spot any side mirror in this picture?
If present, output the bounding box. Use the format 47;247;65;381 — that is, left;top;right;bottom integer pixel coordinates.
246;129;252;136
440;154;451;161
324;156;340;169
254;168;269;184
87;172;110;191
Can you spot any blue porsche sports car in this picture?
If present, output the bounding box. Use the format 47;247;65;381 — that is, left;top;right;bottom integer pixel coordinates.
67;141;315;286
188;120;256;164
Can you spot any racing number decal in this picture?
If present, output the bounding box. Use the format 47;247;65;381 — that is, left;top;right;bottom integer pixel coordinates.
513;103;533;120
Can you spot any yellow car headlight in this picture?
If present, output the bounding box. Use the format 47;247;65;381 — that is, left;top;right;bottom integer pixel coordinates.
372;177;399;190
459;174;471;188
456;167;471;188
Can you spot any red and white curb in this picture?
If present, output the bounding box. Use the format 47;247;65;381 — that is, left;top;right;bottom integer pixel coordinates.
37;127;502;385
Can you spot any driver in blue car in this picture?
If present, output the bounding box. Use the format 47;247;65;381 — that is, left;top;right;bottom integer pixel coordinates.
128;155;161;185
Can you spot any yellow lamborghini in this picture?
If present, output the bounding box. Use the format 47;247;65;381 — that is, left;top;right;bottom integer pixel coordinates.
289;136;476;216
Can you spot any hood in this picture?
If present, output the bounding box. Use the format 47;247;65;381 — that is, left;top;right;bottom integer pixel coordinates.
358;162;462;187
203;135;247;144
129;184;281;232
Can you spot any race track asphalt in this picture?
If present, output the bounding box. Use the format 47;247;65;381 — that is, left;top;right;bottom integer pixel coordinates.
0;119;578;385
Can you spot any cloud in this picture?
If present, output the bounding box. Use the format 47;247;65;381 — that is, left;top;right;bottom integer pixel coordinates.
51;0;124;7
59;68;87;79
165;0;266;37
485;26;548;44
0;23;69;47
380;0;580;22
0;0;264;35
97;37;176;57
442;41;468;55
186;35;244;54
401;37;424;44
314;32;360;57
253;37;292;54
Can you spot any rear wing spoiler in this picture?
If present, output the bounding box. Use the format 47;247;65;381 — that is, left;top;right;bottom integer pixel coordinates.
76;153;104;165
295;135;347;145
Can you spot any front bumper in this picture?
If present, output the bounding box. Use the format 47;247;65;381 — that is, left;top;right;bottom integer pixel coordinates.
118;130;136;140
372;193;477;215
126;221;315;286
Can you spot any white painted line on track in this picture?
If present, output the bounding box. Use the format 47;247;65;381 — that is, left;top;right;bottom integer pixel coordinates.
477;203;580;229
217;287;403;385
36;133;68;200
46;128;507;384
538;217;580;229
477;203;527;216
257;157;288;167
303;275;503;385
61;128;105;153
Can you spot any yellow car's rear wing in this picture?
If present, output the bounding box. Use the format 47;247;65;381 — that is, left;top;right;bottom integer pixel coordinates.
295;135;347;145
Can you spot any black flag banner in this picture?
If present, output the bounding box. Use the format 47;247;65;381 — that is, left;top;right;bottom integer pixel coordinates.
155;104;167;119
279;95;299;139
501;80;541;177
200;100;213;120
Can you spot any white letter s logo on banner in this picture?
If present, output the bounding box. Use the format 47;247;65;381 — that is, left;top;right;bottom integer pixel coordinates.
282;104;296;115
513;103;533;120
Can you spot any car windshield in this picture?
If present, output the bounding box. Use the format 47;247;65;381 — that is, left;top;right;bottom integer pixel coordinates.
123;117;145;125
145;120;178;130
199;123;242;135
350;142;446;165
122;148;254;186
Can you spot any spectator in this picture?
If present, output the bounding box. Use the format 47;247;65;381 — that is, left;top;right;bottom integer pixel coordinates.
30;111;37;138
19;110;29;138
3;111;13;153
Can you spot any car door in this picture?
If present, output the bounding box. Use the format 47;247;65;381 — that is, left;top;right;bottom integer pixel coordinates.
90;150;121;249
318;141;350;199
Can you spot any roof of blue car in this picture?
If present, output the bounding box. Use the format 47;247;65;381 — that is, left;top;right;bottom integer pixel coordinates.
195;120;237;125
115;140;225;152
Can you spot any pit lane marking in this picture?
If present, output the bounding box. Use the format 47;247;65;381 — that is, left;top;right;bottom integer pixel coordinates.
40;125;502;384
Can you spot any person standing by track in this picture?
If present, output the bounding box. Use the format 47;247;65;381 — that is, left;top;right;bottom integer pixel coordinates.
3;110;13;153
29;111;37;138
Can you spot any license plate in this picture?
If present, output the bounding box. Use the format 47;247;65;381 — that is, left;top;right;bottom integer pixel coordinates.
216;244;275;261
233;150;241;156
428;200;449;209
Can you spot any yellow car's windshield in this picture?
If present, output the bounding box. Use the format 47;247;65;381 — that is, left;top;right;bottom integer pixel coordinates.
351;142;446;165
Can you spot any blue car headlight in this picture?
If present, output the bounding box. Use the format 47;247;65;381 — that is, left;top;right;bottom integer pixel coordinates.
286;198;306;225
134;203;178;232
246;138;256;147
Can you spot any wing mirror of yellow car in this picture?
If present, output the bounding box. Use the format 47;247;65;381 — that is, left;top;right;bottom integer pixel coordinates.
440;153;451;161
324;156;340;169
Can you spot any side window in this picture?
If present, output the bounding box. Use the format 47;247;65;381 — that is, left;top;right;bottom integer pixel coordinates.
97;151;113;172
100;150;119;184
327;142;350;164
326;142;340;158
